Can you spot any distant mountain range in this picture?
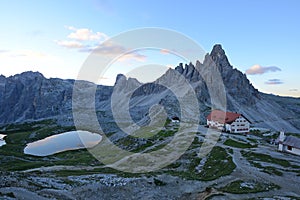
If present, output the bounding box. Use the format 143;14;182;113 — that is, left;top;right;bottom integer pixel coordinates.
0;45;299;133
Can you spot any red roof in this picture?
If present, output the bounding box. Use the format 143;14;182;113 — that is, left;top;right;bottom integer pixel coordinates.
207;110;242;124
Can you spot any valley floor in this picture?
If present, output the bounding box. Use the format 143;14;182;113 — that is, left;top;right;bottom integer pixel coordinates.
0;123;300;200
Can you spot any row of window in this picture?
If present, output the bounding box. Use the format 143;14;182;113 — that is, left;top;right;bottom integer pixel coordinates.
233;128;249;132
232;124;247;127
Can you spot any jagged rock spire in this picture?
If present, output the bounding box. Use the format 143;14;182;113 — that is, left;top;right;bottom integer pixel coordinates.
210;44;226;58
175;63;184;74
208;44;232;72
114;74;126;85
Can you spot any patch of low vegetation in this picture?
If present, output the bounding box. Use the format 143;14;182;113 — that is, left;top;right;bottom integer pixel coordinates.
145;143;167;153
289;133;300;139
115;135;161;153
247;138;258;143
221;180;280;194
198;146;236;181
249;129;261;135
0;192;16;198
188;136;203;149
250;130;279;141
0;148;101;171
53;166;153;178
241;151;291;167
262;166;283;176
245;160;283;176
167;146;236;181
240;150;300;176
153;178;167;186
115;121;180;153
166;162;181;169
227;148;234;154
0;119;53;133
0;159;51;171
224;139;257;148
205;194;226;200
53;149;100;166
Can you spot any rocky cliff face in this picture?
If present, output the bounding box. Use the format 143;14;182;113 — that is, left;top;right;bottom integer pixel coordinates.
0;72;72;124
0;45;299;132
209;45;260;106
0;71;113;126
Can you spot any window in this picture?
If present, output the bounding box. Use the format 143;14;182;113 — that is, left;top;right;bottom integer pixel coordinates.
287;146;292;151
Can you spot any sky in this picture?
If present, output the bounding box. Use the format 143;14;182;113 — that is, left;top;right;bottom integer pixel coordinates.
0;0;299;97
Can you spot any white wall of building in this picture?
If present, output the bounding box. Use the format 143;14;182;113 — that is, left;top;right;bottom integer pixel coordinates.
225;124;231;132
283;145;300;156
229;116;250;133
207;120;224;130
278;143;283;151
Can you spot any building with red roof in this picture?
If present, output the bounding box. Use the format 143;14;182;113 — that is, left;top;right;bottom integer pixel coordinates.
207;110;251;133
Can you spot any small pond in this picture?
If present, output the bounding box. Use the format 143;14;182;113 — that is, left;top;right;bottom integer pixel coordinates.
0;134;6;147
24;130;102;156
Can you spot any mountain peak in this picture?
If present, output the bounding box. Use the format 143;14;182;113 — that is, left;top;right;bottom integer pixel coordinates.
11;71;44;80
115;74;126;85
210;44;225;57
114;73;141;94
208;44;232;72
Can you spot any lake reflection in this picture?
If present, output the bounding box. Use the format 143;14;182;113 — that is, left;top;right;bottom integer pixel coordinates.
24;130;102;156
0;134;6;147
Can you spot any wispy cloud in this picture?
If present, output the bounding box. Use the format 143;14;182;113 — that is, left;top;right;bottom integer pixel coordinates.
55;26;146;62
160;49;170;55
80;41;124;54
289;89;298;92
66;26;108;41
79;40;146;62
265;79;284;85
118;53;146;62
55;40;86;49
55;26;108;49
245;64;281;75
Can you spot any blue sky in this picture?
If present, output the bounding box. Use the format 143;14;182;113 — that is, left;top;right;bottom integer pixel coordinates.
0;0;299;97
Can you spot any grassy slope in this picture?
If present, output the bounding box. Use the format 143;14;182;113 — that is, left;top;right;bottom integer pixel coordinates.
224;139;257;148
